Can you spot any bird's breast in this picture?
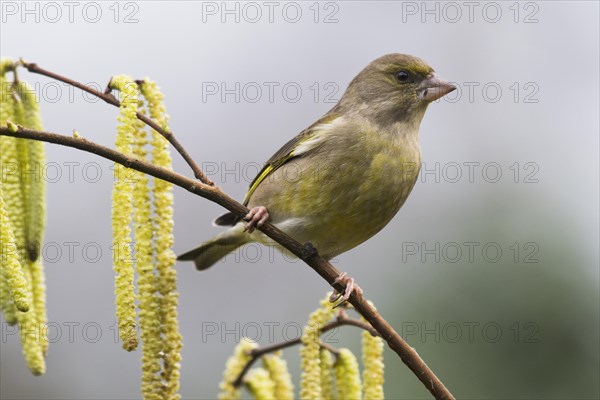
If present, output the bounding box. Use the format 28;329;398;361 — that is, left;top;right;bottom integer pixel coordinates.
250;126;422;258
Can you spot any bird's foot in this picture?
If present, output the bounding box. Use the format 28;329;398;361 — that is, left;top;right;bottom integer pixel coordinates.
243;206;269;233
329;272;363;308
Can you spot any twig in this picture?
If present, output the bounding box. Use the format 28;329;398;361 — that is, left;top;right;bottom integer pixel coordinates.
0;125;454;400
232;312;377;387
318;341;340;356
17;60;213;185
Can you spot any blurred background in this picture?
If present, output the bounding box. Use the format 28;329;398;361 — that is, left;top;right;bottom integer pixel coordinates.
1;1;598;399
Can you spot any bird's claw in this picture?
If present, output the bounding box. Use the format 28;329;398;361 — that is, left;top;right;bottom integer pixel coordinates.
329;272;362;308
243;206;269;233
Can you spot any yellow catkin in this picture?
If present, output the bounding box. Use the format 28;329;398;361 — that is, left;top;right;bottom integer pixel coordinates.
0;185;31;312
262;353;294;400
362;320;384;399
16;81;46;261
300;293;337;400
219;338;258;400
0;76;46;375
334;349;362;400
0;132;18;323
1;66;23;322
245;368;276;400
26;258;47;356
15;265;45;375
131;106;163;400
16;81;48;356
11;79;28;264
0;58;14;75
110;75;139;352
140;79;182;400
0;62;49;370
320;348;336;400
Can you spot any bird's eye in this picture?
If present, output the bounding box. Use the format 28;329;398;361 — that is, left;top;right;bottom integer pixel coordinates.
396;70;410;83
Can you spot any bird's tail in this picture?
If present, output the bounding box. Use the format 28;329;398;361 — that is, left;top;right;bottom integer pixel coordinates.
177;224;248;270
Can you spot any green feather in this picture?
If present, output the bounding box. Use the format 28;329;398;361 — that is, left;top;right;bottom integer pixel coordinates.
243;111;340;206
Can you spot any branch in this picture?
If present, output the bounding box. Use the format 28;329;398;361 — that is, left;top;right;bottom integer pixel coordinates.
0;125;454;400
18;60;213;185
232;312;378;387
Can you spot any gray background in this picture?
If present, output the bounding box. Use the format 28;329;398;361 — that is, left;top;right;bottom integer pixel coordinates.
1;1;599;399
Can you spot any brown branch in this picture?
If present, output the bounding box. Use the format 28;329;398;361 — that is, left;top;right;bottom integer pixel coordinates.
0;125;455;400
232;312;377;387
318;341;340;356
18;59;213;185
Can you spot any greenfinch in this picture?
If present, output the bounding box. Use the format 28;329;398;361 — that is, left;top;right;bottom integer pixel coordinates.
178;53;455;301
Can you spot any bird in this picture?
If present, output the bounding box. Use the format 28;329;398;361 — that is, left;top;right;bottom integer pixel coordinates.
178;53;456;303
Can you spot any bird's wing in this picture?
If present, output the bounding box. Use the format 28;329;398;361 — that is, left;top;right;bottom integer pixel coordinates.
243;112;342;206
213;111;341;227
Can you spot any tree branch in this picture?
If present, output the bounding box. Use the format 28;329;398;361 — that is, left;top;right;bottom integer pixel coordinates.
18;60;213;185
1;125;455;399
232;311;378;387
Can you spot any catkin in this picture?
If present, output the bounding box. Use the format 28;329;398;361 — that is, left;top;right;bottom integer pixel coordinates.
335;348;362;400
110;75;139;352
320;348;336;400
131;105;163;399
219;338;258;400
262;353;294;400
300;293;337;400
16;81;48;356
16;81;46;262
245;368;276;400
0;68;31;317
0;68;47;375
141;79;182;400
0;185;31;312
362;318;384;399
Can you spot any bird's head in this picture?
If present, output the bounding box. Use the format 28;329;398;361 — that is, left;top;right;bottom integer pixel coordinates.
340;53;456;127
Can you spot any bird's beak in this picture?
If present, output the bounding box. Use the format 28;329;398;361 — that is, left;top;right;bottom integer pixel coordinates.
417;73;456;102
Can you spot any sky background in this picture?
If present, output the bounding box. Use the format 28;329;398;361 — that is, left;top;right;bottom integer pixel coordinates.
1;1;599;399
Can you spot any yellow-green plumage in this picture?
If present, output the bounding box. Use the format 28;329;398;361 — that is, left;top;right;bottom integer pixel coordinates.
246;116;422;259
178;53;455;270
